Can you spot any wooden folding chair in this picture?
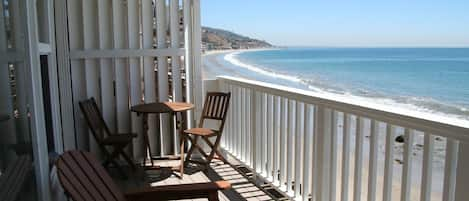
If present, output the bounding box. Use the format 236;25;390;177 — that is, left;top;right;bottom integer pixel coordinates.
79;97;137;177
184;92;231;167
56;150;230;201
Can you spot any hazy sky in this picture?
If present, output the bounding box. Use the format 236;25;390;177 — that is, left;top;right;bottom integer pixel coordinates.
201;0;469;47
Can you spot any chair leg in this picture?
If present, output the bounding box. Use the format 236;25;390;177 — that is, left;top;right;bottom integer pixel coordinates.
120;150;136;170
202;136;227;163
207;191;219;201
184;135;199;164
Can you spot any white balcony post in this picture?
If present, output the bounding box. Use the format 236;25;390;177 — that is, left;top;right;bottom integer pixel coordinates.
314;105;332;201
250;88;257;180
454;142;469;201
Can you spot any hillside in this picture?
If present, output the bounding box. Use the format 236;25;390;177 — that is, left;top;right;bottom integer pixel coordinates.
202;27;272;51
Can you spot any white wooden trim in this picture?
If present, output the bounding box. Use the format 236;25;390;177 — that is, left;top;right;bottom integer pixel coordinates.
329;111;338;201
420;134;435;201
127;0;143;159
24;1;51;199
272;95;280;185
267;94;274;181
382;124;395;201
112;0;131;138
341;113;351;201
54;0;75;150
367;120;379;201
155;0;171;155
353;117;364;201
83;0;100;154
443;139;458;201
302;105;313;201
286;99;295;195
294;101;303;198
70;48;185;59
279;97;287;190
401;128;415;201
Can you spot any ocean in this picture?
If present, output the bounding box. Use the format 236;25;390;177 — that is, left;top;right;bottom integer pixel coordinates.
203;48;469;121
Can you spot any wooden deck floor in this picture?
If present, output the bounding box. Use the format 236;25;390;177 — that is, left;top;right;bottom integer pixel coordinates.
111;155;277;201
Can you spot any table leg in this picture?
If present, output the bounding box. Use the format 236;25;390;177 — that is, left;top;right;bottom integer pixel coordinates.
179;132;185;178
142;113;154;167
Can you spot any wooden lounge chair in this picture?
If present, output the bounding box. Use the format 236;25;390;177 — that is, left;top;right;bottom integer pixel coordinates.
184;92;231;167
79;97;137;177
56;150;230;201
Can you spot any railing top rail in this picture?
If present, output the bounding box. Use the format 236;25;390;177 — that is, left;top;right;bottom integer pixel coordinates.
218;76;469;142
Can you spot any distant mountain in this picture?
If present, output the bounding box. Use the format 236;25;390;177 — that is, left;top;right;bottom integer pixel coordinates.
202;27;272;51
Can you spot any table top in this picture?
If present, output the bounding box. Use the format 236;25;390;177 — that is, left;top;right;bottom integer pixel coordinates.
131;102;194;114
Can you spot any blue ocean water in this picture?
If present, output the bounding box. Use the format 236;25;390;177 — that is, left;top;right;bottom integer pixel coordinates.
226;48;469;119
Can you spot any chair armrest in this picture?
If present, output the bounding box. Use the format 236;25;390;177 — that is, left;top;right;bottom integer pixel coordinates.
124;181;230;201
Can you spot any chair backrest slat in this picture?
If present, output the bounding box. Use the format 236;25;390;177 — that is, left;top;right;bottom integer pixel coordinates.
0;155;32;201
79;97;111;142
200;92;231;130
56;151;126;201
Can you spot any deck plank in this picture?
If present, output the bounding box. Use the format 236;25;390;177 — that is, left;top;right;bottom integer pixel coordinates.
112;156;275;201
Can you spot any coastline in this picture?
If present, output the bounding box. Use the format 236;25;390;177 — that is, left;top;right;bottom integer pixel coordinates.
203;48;469;122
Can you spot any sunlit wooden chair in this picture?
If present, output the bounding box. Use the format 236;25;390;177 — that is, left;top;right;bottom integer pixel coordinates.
56;150;231;201
79;97;137;177
184;92;231;167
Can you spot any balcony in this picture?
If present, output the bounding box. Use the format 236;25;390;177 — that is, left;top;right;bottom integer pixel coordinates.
212;76;469;201
1;0;469;201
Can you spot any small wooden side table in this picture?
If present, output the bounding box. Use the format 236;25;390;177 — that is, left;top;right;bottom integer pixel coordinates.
131;102;194;177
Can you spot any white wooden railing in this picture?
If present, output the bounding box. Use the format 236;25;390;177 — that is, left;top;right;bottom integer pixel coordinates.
217;76;469;201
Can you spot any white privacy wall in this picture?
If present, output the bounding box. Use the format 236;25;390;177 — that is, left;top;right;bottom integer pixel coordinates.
56;0;203;159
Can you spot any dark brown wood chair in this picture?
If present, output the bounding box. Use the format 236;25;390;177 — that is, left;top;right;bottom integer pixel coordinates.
79;97;137;176
184;92;231;167
0;155;32;201
56;150;230;201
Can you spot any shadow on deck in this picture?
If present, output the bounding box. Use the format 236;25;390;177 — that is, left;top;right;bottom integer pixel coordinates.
110;155;282;201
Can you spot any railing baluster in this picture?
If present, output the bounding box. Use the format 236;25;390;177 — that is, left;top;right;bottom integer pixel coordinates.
273;96;280;185
261;93;267;176
294;102;303;198
367;120;379;201
250;89;257;171
330;111;338;201
302;105;314;201
341;113;351;201
256;91;262;173
246;89;252;166
230;85;235;153
241;88;246;162
237;87;242;158
279;97;287;190
383;124;395;201
310;106;319;200
401;128;415;201
353;116;364;201
286;99;295;195
443;139;459;201
420;133;435;201
267;94;274;180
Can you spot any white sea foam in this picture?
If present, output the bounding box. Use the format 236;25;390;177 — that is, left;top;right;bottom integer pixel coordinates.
224;52;302;83
223;50;469;121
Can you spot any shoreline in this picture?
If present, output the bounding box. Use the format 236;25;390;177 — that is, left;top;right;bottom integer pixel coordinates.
202;48;469;123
